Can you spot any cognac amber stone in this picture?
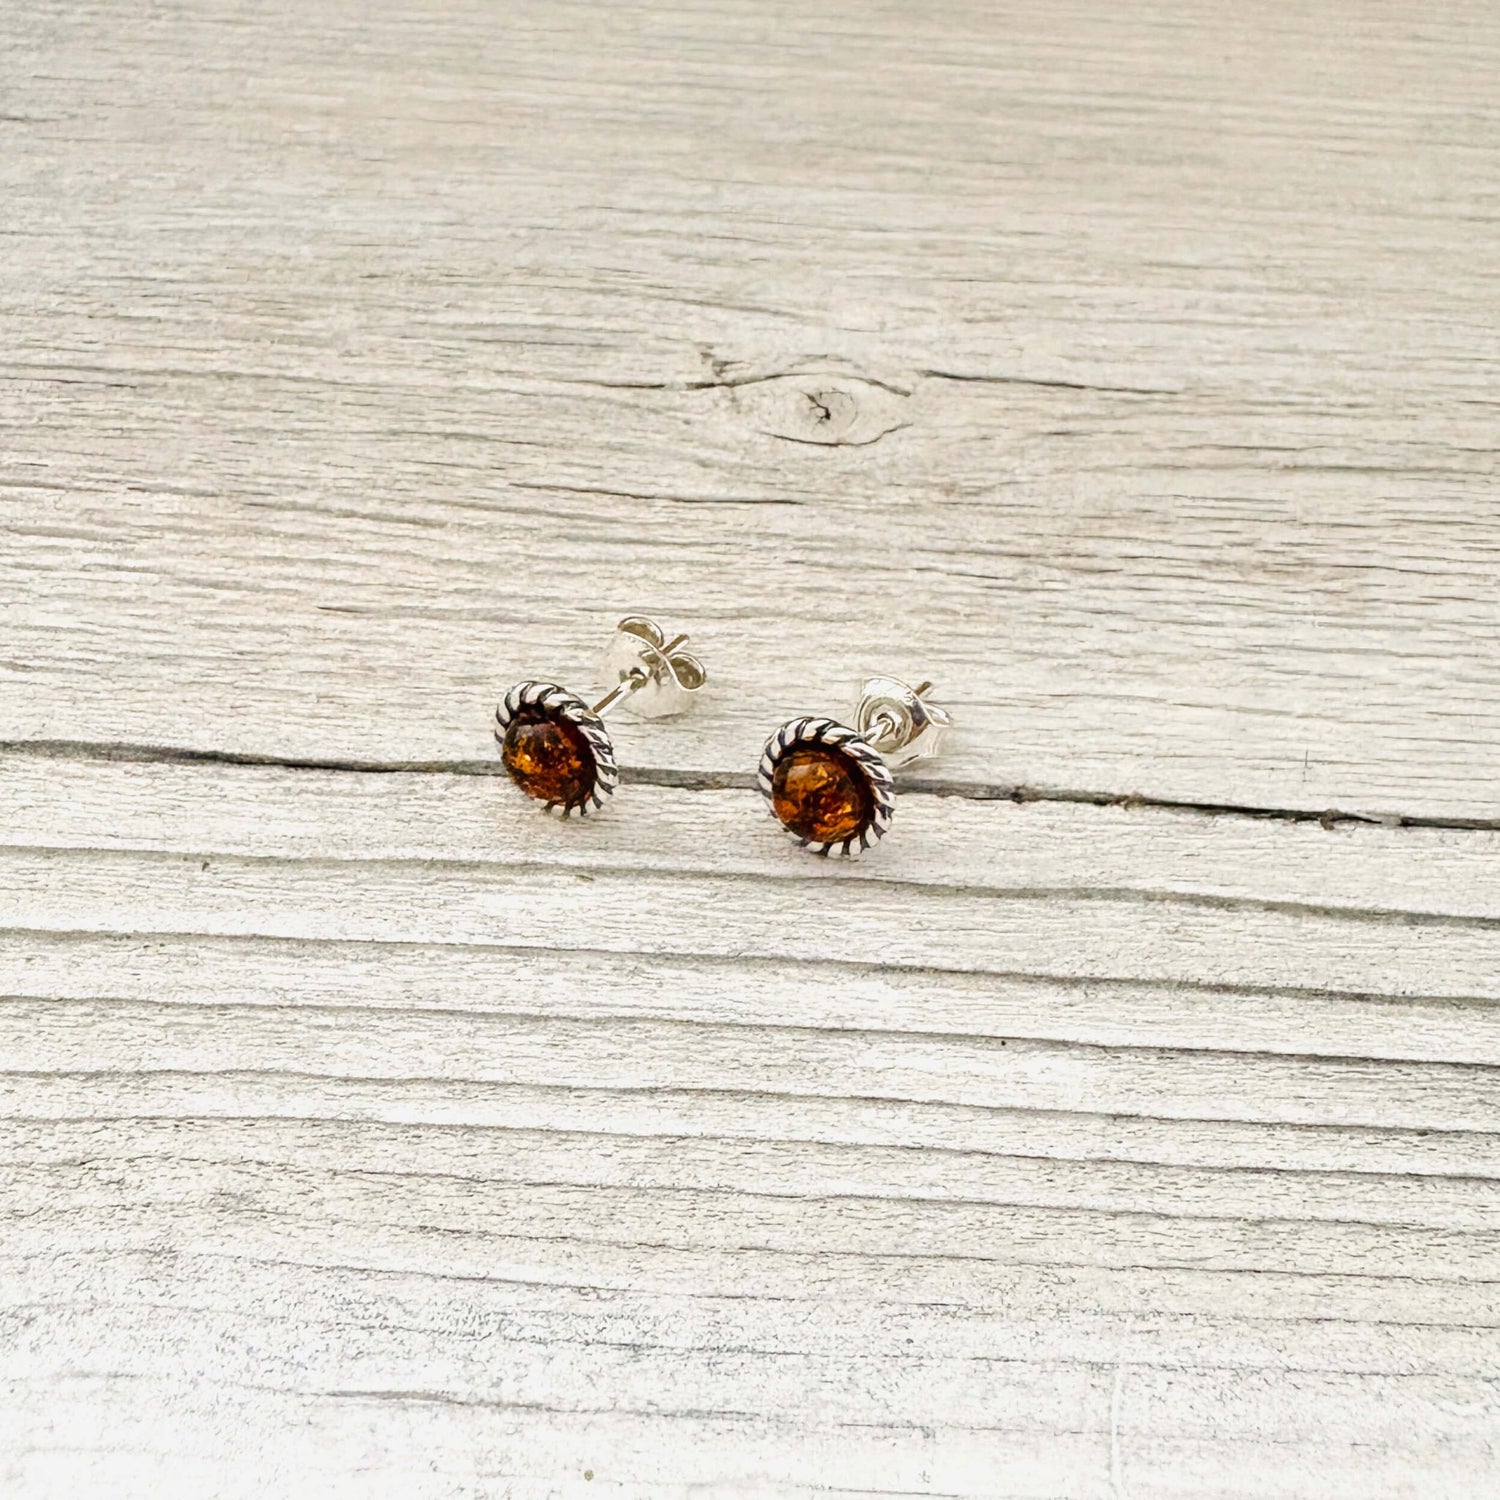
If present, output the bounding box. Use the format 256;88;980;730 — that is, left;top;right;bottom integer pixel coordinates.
502;710;597;808
771;746;873;844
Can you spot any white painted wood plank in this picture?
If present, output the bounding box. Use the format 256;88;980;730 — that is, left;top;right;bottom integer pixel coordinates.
11;1057;1500;1184
2;0;1498;818
4;0;1500;1493
2;756;1499;1495
11;1380;1485;1500
9;843;1498;1010
6;755;1500;919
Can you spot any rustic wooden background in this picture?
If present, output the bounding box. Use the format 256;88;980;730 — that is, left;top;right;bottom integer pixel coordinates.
2;1;1498;1496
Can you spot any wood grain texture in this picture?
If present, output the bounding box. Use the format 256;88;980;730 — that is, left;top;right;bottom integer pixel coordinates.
3;755;1500;1497
2;0;1499;818
4;0;1500;1496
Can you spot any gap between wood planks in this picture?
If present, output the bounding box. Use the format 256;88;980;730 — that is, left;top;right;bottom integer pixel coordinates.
4;737;1498;834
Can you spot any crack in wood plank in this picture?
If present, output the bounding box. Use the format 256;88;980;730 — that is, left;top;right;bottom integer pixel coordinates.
6;739;1499;831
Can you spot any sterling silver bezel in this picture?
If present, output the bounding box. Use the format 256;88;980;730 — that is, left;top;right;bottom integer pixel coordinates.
495;680;618;816
756;715;896;857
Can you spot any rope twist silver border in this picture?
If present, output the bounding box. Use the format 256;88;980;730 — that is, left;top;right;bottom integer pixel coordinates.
494;680;619;816
756;715;896;857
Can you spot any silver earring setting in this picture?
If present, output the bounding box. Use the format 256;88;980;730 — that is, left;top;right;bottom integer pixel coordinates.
758;676;950;856
495;616;706;816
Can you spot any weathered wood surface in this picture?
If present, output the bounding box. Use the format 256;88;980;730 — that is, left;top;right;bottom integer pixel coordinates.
3;755;1500;1498
3;0;1499;819
3;0;1500;1496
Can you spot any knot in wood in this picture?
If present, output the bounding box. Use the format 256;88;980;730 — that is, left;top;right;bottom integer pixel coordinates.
728;367;910;448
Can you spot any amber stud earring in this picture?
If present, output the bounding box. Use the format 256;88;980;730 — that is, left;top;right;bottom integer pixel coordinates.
495;616;706;816
758;676;951;856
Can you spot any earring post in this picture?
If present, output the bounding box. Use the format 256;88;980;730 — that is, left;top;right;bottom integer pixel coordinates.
590;671;647;717
590;634;693;715
594;619;704;719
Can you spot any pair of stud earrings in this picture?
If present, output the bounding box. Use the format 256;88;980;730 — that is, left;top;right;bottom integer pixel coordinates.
494;616;951;856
